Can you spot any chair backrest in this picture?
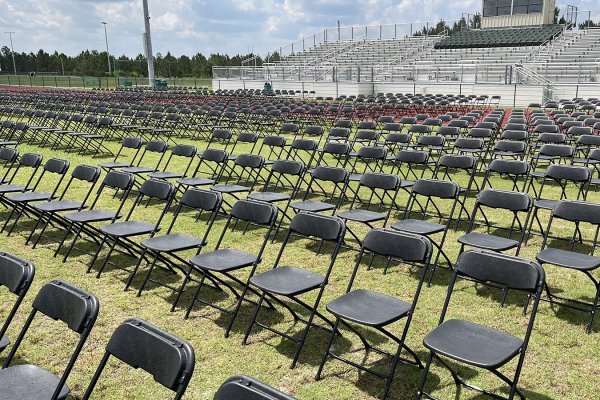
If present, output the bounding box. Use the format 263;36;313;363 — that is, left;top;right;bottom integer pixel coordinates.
311;165;349;183
363;228;432;262
213;375;296;400
0;252;35;347
3;280;99;400
551;199;600;226
476;188;533;212
83;318;195;400
456;251;544;292
412;179;460;199
289;212;345;242
101;170;136;191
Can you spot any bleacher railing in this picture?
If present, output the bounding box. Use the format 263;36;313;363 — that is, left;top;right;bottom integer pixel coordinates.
242;19;462;66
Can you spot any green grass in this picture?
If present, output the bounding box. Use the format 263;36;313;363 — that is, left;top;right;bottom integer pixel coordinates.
0;127;599;400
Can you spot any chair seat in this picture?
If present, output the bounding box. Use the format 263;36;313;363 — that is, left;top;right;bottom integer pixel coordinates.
290;200;336;213
0;184;26;194
457;233;519;251
98;161;130;169
248;192;290;203
349;173;363;182
100;221;157;237
177;177;214;187
34;200;83;213
6;191;53;203
399;180;415;188
250;266;325;296
534;199;557;210
392;219;446;235
536;248;600;271
148;171;183;180
423;319;523;369
64;209;117;223
0;334;9;352
326;289;411;327
530;171;545;178
190;249;257;272
211;184;252;194
0;364;70;400
121;166;155;174
141;233;202;252
337;209;385;223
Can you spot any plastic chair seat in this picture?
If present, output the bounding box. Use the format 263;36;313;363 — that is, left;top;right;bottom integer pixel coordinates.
121;166;156;174
349;173;363;182
141;233;202;252
392;219;446;235
0;184;26;194
534;199;557;210
0;334;9;352
337;209;385;223
34;200;83;213
177;177;214;187
457;233;519;251
290;200;336;213
537;248;600;271
148;171;183;180
97;161;130;169
64;210;117;223
211;184;251;194
6;192;53;203
250;266;325;296
423;319;523;369
100;221;156;237
248;192;290;203
326;289;411;327
0;364;70;400
190;249;257;272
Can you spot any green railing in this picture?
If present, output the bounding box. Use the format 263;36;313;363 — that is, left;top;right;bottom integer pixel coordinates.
0;75;213;89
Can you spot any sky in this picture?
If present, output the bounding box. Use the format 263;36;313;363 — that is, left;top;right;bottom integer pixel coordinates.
0;0;596;58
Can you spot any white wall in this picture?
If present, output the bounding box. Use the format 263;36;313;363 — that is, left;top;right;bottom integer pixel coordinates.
213;79;549;106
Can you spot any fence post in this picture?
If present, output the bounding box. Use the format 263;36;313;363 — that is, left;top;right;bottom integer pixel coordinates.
513;84;517;107
82;77;85;89
17;75;21;86
55;76;58;87
41;76;44;86
29;75;32;87
7;75;10;86
68;76;71;87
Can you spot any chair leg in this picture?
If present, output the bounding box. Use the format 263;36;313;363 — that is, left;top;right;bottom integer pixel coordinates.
586;284;600;334
172;264;194;312
315;318;340;380
416;353;435;400
242;291;266;345
184;273;207;320
137;252;160;297
124;248;147;291
87;235;108;273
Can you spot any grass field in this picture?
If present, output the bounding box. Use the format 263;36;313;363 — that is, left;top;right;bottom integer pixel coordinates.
0;126;599;400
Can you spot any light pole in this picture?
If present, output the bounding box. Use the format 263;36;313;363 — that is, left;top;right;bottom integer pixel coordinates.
101;22;112;74
4;32;16;75
142;0;155;88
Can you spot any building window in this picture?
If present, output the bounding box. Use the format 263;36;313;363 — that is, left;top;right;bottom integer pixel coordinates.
483;0;545;16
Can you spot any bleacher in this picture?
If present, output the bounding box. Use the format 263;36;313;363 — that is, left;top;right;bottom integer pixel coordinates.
435;25;563;49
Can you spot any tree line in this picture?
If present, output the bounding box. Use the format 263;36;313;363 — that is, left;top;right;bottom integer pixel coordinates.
0;47;256;78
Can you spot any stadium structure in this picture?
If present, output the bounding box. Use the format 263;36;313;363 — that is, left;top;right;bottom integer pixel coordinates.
213;0;600;106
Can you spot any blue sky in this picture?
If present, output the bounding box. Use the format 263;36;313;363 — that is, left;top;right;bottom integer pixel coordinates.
0;0;596;57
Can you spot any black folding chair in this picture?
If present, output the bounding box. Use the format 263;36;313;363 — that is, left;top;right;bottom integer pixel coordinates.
417;250;545;400
214;375;296;400
526;164;591;239
185;199;278;338
0;252;35;353
130;188;222;308
0;280;99;400
211;153;266;210
242;212;345;368
481;159;530;192
459;188;533;256
537;200;600;333
0;147;19;185
82;318;195;400
0;153;43;204
337;172;401;247
2;158;70;235
177;148;228;191
27;165;101;248
391;179;460;282
89;179;176;278
316;229;432;399
98;137;144;172
147;143;197;181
